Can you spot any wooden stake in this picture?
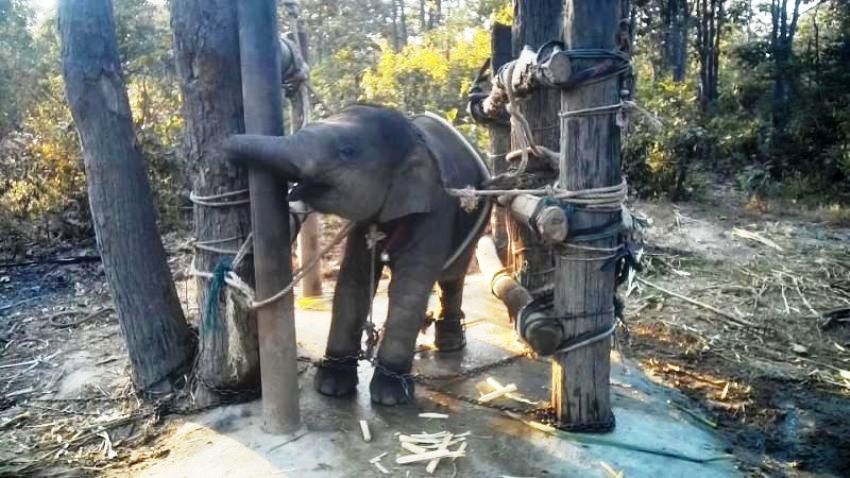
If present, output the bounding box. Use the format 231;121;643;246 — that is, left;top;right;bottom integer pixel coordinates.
488;23;513;261
508;1;564;294
291;18;323;298
237;0;300;434
552;0;622;430
359;420;372;442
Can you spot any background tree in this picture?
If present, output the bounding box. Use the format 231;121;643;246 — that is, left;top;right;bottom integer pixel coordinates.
58;0;194;392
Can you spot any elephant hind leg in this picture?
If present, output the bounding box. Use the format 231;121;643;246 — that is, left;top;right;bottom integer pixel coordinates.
434;277;467;352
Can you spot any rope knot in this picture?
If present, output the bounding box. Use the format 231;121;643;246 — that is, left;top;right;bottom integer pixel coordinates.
456;186;482;212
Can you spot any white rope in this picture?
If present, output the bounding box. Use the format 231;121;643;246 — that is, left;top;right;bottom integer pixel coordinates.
559;100;662;131
189;189;251;208
554;324;616;355
447;178;627;210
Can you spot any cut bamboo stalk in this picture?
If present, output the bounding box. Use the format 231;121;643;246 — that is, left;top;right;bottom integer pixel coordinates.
359;420;372;442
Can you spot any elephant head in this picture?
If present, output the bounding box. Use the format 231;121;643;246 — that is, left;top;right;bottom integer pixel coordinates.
223;105;440;223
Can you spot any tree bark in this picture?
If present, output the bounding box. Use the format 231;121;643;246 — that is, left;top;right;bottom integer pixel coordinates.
554;0;622;429
59;0;194;392
509;0;562;295
171;0;259;394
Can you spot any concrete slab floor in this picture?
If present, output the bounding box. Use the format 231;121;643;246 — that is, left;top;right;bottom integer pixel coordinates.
133;273;739;478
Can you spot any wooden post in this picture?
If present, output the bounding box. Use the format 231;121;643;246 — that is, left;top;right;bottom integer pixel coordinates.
509;0;563;295
291;18;322;298
58;0;194;392
237;0;300;433
488;23;512;261
552;0;622;430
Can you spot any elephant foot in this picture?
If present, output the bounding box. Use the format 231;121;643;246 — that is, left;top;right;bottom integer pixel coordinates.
434;313;466;352
314;357;358;397
370;364;415;406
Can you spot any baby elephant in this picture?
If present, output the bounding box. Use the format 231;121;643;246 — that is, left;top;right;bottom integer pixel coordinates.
224;105;489;405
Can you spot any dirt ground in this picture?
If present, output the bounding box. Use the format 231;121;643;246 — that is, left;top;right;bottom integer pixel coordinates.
1;183;849;477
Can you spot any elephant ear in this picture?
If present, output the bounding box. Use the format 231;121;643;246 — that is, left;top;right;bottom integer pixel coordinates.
378;144;440;223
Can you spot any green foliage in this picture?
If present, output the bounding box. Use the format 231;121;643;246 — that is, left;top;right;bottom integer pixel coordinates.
626;0;849;202
0;0;184;244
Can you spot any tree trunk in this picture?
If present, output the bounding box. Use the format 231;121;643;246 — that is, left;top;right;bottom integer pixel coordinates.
392;0;400;50
58;0;194;393
770;0;803;138
291;18;323;298
663;0;689;82
420;0;427;31
489;22;513;261
696;0;723;110
399;0;408;46
553;0;622;430
509;0;562;295
171;0;259;395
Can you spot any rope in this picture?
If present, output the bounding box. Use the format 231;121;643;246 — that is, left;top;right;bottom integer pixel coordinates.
554;324;616;355
559;100;662;131
447;178;627;210
246;222;352;309
189;189;251;208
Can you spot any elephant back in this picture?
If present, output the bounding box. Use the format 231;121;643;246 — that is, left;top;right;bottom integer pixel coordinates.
412;113;491;275
411;113;489;189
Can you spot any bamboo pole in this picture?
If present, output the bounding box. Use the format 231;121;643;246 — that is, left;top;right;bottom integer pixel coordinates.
237;0;300;433
488;23;512;261
292;17;323;298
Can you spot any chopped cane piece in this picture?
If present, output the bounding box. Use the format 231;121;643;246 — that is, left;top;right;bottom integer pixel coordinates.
369;452;388;463
419;412;450;419
478;383;518;403
401;442;430;454
425;434;454;474
396;449;466;465
485;378;541;406
400;434;450;444
373;461;391;474
359;420;372;442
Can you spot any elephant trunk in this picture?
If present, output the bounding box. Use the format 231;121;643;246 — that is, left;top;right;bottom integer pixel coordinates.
222;134;305;180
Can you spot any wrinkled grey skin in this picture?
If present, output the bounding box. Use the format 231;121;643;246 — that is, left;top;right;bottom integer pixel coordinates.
224;105;486;405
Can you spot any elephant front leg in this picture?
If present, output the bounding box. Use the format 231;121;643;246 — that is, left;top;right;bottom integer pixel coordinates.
315;224;382;397
370;260;443;405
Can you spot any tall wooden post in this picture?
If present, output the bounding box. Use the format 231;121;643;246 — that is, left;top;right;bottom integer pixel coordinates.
237;0;300;433
509;0;563;295
292;18;323;298
552;0;622;430
488;23;512;261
